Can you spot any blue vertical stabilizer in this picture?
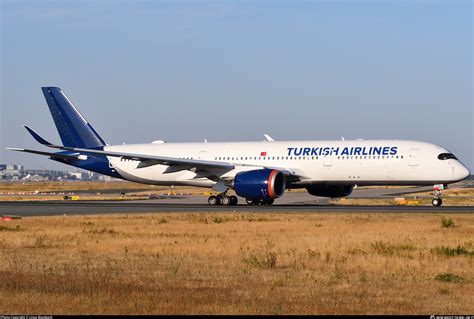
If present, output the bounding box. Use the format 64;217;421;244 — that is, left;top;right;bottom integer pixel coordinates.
41;87;106;148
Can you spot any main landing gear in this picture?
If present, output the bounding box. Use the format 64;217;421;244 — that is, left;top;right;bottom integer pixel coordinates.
208;192;238;206
431;184;445;207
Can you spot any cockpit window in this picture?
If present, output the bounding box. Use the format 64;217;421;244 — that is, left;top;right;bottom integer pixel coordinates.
438;153;458;160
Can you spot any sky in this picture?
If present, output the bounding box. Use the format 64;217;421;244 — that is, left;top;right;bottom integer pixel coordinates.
1;0;472;171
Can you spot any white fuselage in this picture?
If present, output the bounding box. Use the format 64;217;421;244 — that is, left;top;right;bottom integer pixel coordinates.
106;140;470;188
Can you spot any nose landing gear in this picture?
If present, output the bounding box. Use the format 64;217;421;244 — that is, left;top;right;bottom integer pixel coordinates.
432;198;442;207
431;184;445;207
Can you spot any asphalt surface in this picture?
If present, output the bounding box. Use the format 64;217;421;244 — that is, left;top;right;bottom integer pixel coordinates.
1;185;472;216
0;200;473;216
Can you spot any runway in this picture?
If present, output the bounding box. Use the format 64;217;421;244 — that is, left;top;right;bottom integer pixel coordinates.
1;200;473;216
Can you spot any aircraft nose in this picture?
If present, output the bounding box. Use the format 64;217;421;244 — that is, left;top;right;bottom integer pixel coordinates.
458;164;471;180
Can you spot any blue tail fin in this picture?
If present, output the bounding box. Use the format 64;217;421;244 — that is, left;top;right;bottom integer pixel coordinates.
41;87;106;149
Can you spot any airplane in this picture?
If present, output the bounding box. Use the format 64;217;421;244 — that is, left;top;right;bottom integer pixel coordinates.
7;87;471;207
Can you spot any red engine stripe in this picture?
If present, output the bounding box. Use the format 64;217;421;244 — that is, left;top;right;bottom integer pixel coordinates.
267;170;276;198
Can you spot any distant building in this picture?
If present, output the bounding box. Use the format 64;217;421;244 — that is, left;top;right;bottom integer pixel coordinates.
70;172;91;180
0;163;112;181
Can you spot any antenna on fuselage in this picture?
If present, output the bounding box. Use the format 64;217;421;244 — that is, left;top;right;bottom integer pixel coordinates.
264;134;275;142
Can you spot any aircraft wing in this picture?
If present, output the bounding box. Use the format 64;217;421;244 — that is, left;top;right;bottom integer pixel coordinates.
67;147;235;170
14;126;303;179
17;126;235;172
13;144;235;171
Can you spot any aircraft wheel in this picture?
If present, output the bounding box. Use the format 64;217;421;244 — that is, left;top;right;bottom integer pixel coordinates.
432;198;442;207
208;196;218;205
222;195;231;206
246;198;254;205
230;195;238;205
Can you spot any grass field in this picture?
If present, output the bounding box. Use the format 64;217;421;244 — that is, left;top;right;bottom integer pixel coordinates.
1;212;473;314
0;181;208;201
331;191;474;206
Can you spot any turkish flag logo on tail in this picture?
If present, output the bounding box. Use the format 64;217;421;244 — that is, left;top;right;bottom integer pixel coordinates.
260;152;267;156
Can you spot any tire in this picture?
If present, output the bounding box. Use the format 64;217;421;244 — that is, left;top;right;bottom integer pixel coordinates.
246;198;254;205
222;195;231;206
208;196;218;205
432;198;442;207
230;195;238;205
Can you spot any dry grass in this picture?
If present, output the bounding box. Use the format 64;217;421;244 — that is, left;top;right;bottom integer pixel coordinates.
0;181;208;201
332;197;474;206
331;187;474;206
409;187;474;197
1;212;473;314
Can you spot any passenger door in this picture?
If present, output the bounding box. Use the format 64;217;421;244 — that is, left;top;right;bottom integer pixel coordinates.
323;155;332;167
198;151;208;160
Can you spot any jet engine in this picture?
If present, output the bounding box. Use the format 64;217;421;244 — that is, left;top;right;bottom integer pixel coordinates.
234;169;286;201
306;184;354;197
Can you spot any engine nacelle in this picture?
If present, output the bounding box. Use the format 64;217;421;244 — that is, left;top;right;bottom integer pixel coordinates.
306;184;354;198
234;169;286;200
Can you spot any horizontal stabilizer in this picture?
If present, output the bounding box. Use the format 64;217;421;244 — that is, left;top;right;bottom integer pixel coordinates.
5;148;83;160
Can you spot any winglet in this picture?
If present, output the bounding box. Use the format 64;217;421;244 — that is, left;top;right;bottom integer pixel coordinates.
24;125;54;146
